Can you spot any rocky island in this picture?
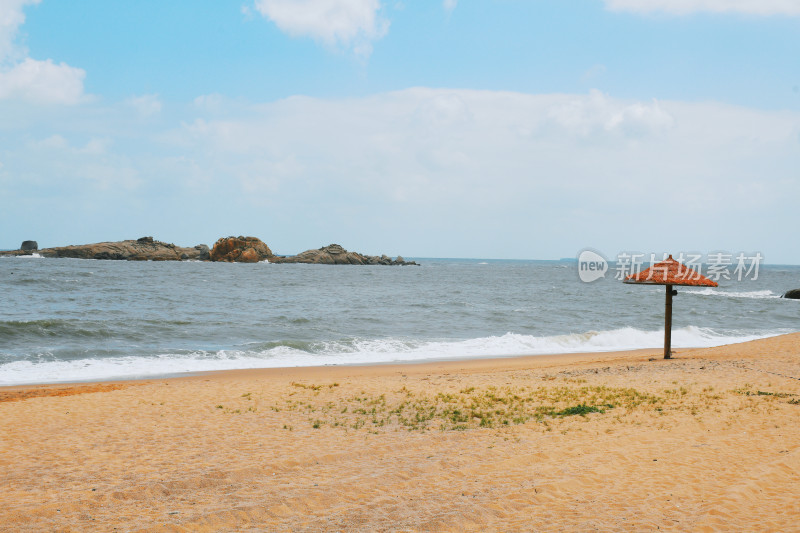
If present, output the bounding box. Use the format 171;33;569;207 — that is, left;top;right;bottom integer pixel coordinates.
209;236;416;265
0;236;417;265
0;236;210;261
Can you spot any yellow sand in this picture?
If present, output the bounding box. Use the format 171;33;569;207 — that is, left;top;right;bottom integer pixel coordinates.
2;333;799;532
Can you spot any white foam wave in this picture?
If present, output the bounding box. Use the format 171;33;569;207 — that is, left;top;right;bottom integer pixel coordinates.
684;288;780;299
0;327;783;386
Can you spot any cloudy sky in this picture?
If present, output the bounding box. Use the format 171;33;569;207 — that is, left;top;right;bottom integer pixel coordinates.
1;0;798;261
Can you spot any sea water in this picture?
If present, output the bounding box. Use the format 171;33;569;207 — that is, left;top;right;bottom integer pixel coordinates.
0;257;797;385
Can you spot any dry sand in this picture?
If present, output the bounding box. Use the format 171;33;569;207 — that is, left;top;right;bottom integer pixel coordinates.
2;333;799;532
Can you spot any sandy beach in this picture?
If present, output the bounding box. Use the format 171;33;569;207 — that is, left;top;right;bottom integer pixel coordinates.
2;333;799;532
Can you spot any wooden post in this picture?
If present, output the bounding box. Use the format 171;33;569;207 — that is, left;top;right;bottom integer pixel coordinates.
664;284;673;359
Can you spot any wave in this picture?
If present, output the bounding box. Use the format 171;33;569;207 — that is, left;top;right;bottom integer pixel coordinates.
647;287;781;300
0;326;784;386
0;319;112;339
682;288;781;299
0;319;172;341
0;319;198;347
3;253;44;259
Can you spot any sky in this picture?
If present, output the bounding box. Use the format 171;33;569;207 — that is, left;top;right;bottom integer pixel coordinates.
1;0;799;262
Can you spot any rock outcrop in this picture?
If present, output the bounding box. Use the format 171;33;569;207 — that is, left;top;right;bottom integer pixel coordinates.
20;240;38;251
209;236;273;263
782;289;800;299
192;244;210;261
0;237;209;261
273;244;417;266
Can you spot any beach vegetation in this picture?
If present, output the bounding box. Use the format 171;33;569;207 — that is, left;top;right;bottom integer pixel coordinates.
207;372;762;430
273;383;665;432
554;404;609;417
757;390;793;397
291;382;339;391
733;387;796;398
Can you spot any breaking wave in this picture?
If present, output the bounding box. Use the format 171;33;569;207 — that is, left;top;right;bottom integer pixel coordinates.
0;326;781;386
683;288;781;299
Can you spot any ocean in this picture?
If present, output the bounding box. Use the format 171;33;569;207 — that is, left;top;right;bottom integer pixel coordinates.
1;256;798;386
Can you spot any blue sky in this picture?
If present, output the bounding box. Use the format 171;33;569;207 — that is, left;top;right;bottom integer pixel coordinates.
1;0;799;261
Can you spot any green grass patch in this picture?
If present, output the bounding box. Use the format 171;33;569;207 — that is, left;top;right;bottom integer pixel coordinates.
276;384;661;432
734;388;796;398
554;403;612;417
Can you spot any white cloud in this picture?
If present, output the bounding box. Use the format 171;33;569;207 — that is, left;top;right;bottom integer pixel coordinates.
81;138;111;155
31;133;68;150
0;58;85;104
0;0;86;104
3;88;799;259
126;94;162;117
443;0;457;13
11;132;140;193
603;0;800;16
0;0;39;61
252;0;389;56
545;89;674;137
581;64;606;83
193;93;228;112
162;89;796;224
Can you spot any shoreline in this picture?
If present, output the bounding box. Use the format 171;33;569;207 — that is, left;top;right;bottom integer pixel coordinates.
0;348;661;401
2;331;789;390
0;345;719;393
1;331;793;399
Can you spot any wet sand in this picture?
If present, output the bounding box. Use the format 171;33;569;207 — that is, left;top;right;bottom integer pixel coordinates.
2;333;799;531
